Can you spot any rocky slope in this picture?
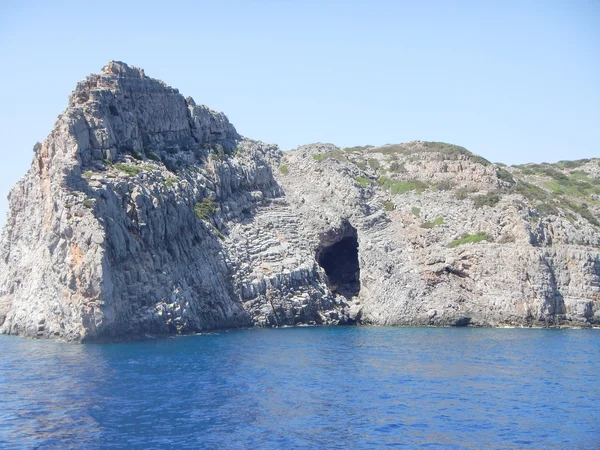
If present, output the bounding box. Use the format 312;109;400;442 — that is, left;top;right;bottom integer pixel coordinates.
1;62;599;341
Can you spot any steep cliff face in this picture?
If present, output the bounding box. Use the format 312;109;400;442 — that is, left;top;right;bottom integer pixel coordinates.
0;62;347;341
1;62;598;341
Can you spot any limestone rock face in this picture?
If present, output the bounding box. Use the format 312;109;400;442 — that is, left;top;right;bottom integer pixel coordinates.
278;143;600;328
1;62;599;341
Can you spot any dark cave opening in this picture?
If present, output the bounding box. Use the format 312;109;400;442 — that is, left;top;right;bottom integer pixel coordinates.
317;235;360;299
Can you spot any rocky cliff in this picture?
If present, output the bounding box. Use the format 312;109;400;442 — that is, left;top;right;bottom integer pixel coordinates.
1;62;599;341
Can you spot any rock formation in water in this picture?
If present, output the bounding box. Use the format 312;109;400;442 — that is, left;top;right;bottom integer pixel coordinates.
1;62;599;341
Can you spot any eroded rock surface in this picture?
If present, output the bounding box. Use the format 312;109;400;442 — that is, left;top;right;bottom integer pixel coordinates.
1;62;599;341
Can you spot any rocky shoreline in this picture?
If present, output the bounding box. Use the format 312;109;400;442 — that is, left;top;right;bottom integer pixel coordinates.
1;61;599;342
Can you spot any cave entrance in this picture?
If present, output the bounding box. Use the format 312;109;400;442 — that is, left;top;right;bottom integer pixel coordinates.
317;231;360;299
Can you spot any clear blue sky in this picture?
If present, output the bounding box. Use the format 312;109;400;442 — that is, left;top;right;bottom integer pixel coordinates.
0;0;599;224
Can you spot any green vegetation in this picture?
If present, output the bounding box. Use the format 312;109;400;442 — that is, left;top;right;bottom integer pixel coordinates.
215;144;226;161
512;179;561;217
534;202;560;218
540;166;572;180
114;163;144;177
206;143;228;161
517;167;535;175
356;177;370;188
194;198;219;220
448;232;489;248
368;159;380;170
103;158;113;166
378;176;429;195
560;198;599;226
312;149;351;164
82;171;93;179
543;171;600;199
411;206;421;217
165;177;178;188
514;163;574;182
473;191;501;209
512;180;552;203
129;149;144;160
425;158;600;226
367;144;406;155
507;168;600;225
421;217;445;229
83;199;94;209
147;152;161;162
555;159;590;169
569;170;593;181
365;141;492;166
454;188;469;200
343;145;374;153
422;142;471;156
496;168;515;184
211;225;225;240
279;165;289;175
383;201;394;211
470;155;492;166
435;180;454;191
389;161;406;173
355;160;368;171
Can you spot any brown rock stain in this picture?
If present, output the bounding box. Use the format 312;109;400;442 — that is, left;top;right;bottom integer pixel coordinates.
71;242;84;271
70;242;85;291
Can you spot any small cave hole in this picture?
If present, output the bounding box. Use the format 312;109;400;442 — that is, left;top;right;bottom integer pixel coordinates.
317;234;360;299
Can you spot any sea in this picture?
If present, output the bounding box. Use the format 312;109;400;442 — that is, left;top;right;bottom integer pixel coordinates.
0;326;598;449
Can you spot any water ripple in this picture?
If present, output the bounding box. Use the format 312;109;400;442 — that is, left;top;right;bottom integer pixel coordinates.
0;327;599;449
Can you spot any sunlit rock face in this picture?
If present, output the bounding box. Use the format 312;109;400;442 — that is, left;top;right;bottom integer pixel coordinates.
1;62;599;341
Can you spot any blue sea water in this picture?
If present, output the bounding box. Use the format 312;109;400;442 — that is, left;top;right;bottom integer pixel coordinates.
0;327;599;449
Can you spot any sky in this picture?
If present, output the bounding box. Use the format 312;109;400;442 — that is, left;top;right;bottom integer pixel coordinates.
0;0;598;224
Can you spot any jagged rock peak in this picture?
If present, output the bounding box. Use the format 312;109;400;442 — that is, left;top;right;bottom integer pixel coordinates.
102;60;146;77
61;61;240;170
